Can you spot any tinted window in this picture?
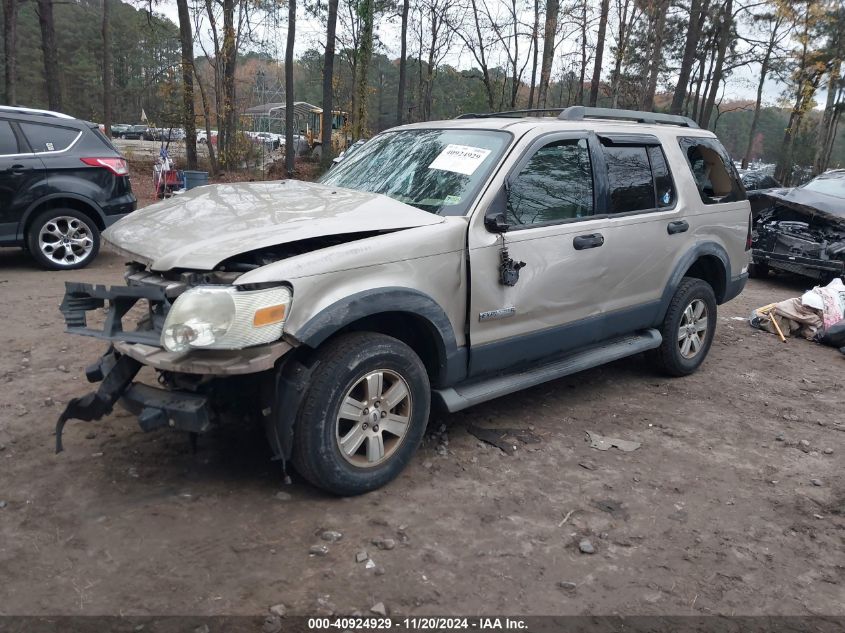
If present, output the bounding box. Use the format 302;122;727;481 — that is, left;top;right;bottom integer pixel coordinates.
0;120;18;154
603;145;655;213
679;137;745;204
507;138;594;226
648;145;675;208
20;122;80;153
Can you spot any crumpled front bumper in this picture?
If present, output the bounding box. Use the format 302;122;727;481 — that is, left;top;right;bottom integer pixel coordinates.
55;348;215;452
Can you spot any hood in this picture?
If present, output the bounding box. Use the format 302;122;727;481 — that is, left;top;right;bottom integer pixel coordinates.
759;187;845;226
104;180;444;271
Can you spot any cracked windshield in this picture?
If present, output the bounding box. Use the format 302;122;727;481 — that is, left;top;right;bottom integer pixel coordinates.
320;129;510;215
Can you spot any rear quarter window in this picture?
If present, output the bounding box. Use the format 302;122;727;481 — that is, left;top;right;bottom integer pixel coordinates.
679;136;746;204
0;120;18;154
20;122;81;153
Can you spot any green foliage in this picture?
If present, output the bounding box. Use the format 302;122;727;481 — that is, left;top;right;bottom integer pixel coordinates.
0;0;181;123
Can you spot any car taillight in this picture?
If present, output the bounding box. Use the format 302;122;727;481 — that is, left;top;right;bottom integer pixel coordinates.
746;211;753;251
80;157;128;176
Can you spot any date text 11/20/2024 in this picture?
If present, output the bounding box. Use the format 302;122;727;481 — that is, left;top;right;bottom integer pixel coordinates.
307;617;529;630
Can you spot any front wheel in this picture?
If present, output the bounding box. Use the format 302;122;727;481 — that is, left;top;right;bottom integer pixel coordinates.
653;277;717;377
292;332;430;495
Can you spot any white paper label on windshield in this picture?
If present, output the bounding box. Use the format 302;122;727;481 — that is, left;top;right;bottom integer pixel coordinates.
428;144;492;176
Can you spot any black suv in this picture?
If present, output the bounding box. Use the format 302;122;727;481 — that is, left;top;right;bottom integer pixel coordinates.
0;106;136;269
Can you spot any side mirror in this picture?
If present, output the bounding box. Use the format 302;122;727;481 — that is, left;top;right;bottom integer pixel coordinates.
484;185;511;233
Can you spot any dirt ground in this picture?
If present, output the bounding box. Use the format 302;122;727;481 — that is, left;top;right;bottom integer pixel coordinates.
0;248;842;617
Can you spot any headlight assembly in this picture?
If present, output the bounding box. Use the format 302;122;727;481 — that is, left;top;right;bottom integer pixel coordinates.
161;285;291;353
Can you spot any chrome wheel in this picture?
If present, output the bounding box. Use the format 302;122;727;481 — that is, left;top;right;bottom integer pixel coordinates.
38;215;95;267
335;369;412;468
678;299;708;359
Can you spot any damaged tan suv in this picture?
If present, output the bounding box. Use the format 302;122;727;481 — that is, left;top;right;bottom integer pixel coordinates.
57;107;751;495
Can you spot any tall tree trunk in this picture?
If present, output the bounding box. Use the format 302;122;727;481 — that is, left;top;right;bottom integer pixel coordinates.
396;0;409;124
353;0;374;138
322;0;338;167
814;58;842;175
176;0;197;169
640;0;667;111
3;0;19;104
194;63;219;176
469;0;494;109
101;0;112;135
527;0;539;109
285;0;296;173
670;0;708;115
576;0;587;105
699;0;732;128
37;0;62;111
219;0;237;166
742;49;771;169
537;0;559;107
588;0;609;107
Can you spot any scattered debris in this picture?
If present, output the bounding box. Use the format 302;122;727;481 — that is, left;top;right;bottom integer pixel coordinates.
275;491;292;501
776;433;786;442
370;602;387;616
585;430;641;452
309;544;329;556
558;581;577;592
578;539;595;554
356;551;368;563
810;478;823;487
578;460;597;470
374;566;385;576
85;431;96;440
321;530;343;542
592;499;629;520
466;423;541;455
0;501;7;509
262;615;282;633
558;510;575;527
373;538;396;550
268;603;287;618
365;559;376;569
823;448;834;455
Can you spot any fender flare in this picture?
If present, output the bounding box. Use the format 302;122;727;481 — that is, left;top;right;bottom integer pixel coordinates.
657;241;731;321
292;287;463;384
20;192;107;239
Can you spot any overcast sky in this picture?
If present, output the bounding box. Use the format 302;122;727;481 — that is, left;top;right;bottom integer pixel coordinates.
154;0;803;110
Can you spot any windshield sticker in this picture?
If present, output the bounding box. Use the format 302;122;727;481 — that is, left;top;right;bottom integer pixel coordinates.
444;195;462;205
428;144;492;176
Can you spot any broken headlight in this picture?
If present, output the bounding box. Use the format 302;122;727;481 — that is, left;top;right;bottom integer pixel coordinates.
161;285;291;353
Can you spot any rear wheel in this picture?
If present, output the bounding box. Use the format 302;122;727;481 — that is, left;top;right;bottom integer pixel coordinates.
26;209;100;270
292;332;430;495
653;277;717;377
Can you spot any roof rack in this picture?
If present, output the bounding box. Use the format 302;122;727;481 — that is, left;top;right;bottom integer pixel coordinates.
558;106;698;128
455;105;698;128
0;105;74;120
456;108;567;119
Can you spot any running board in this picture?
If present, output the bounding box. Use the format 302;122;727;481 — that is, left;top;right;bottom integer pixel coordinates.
434;329;662;413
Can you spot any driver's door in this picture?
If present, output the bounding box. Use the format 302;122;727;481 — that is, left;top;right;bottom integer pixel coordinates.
467;132;614;376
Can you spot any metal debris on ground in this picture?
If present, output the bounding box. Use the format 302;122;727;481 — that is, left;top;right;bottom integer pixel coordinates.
585;430;641;452
465;423;541;455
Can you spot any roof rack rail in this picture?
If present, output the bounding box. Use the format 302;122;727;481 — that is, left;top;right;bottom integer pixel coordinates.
558;106;698;128
456;108;566;119
0;105;74;120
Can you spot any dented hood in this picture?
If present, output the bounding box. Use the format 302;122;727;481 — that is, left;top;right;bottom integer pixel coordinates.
104;180;444;271
760;187;845;226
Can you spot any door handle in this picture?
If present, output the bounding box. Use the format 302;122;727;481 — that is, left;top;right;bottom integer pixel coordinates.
573;233;604;250
9;164;29;176
667;220;689;235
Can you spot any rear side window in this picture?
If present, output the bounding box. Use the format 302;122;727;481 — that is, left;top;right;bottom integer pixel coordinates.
600;141;676;214
507;138;594;225
92;127;118;152
679;137;745;204
20;122;80;153
0;120;18;154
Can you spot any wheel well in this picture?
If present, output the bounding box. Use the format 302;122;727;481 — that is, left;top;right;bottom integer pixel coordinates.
323;312;445;383
684;255;726;302
24;198;104;237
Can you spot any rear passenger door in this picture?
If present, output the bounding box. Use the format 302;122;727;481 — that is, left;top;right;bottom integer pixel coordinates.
589;134;683;333
0;118;47;244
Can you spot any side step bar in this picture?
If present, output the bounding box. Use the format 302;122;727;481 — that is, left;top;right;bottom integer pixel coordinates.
433;329;662;413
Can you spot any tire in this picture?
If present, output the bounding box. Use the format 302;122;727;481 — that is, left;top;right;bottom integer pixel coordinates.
748;261;769;279
120;134;126;139
26;209;100;270
292;332;430;495
653;277;717;377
